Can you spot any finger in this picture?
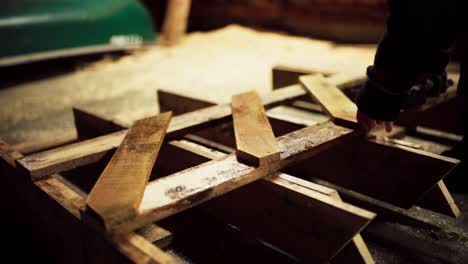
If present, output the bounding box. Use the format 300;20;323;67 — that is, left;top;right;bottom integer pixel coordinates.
376;120;383;125
385;122;394;132
357;120;369;132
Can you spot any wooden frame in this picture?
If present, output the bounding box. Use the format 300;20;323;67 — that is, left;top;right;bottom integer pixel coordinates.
1;78;460;263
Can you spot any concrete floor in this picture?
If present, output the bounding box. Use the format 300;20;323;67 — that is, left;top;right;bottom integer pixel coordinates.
1;25;467;263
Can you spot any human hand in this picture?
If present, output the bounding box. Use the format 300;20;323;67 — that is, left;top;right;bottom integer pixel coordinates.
357;111;393;133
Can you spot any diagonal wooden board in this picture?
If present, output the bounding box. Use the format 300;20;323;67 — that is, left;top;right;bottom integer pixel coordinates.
87;112;172;230
300;74;358;128
232;91;280;166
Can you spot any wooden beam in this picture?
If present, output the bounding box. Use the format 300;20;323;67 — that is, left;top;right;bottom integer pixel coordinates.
159;0;192;46
300;74;358;128
416;180;461;218
232;91;280;166
106;122;356;234
87;113;172;230
17;85;306;179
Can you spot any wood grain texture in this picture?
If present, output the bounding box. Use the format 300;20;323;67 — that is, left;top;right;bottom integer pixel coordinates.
232;91;280;166
300;74;358;128
87;113;172;230
17;85;305;179
107;122;356;234
416;180;460;218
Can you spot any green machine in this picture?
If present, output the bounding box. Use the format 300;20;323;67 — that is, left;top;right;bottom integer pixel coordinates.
0;0;156;66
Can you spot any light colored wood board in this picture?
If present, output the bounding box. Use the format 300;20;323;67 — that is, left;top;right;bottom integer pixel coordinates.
232;91;280;166
0;138;23;167
87;113;172;229
415;180;460;218
157;89;215;115
136;224;173;248
111;122;356;234
267;105;329;127
159;0;192;46
300;74;358;128
288;135;459;209
17;85;306;179
157;138;374;263
18;130;127;180
114;234;179;264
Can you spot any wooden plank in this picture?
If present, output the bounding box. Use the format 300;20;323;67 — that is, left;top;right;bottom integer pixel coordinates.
300;74;358;128
113;234;179;264
272;65;328;89
159;138;374;263
87;113;172;230
232;91;280;166
17;84;306;179
109;122;356;234
159;0;192;46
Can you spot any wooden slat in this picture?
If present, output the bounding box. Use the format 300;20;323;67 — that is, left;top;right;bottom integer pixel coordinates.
108;122;357;234
17;85;306;179
232;91;280;166
300;74;358;128
87;113;172;230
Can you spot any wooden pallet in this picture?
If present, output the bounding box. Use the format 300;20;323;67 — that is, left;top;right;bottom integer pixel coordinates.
1;74;460;263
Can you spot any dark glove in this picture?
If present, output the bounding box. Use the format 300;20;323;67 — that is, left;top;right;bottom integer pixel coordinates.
403;71;453;108
356;66;407;121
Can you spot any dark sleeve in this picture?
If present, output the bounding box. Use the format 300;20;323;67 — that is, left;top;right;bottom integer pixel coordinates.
356;0;458;121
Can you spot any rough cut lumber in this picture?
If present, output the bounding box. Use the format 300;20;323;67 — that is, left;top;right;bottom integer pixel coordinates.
159;139;374;263
159;0;192;46
87;113;172;230
300;74;358;128
232;91;280;166
116;122;356;234
17;85;306;179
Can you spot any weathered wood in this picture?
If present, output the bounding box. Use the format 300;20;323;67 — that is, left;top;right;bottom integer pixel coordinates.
300;74;358;128
159;138;374;263
159;0;192;46
136;225;173;248
87;113;172;230
112;122;356;234
17;85;306;179
232;91;280;166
